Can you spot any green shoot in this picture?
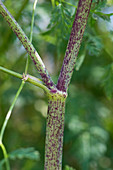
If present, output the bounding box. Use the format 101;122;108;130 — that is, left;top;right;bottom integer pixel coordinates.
0;1;38;169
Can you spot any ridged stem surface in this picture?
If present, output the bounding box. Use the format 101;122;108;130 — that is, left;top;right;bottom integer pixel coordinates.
45;91;67;170
57;0;92;92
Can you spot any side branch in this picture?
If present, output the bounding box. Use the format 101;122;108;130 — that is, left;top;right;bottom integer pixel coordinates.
0;66;50;94
57;0;92;92
0;2;55;90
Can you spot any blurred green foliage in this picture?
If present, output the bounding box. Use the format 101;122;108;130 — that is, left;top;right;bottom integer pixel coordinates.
0;0;113;169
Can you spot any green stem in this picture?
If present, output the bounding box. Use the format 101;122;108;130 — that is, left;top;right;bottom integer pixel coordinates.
0;66;23;79
51;0;55;8
0;2;41;170
25;0;38;74
0;81;25;141
0;66;49;94
0;141;10;170
30;0;38;43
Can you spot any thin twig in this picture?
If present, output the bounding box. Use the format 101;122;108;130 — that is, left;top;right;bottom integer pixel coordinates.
0;66;49;94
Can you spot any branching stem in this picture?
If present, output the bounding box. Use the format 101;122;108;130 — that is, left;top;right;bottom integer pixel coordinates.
0;1;55;89
0;66;50;94
0;2;45;170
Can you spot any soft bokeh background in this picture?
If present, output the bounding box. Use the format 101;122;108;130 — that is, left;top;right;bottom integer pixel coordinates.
0;0;113;169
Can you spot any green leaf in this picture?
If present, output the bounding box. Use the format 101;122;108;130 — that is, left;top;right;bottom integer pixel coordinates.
86;34;103;56
94;11;113;21
92;0;107;10
9;147;40;161
42;2;75;58
47;3;73;40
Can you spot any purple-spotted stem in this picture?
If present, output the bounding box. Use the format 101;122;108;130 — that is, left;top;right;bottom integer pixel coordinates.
0;0;93;169
57;0;92;92
0;1;56;90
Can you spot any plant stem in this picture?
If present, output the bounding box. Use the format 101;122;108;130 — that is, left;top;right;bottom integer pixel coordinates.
44;0;92;169
0;66;23;79
0;141;10;170
0;81;25;141
57;0;92;92
25;0;38;74
0;81;24;170
0;1;56;90
51;0;55;8
30;0;38;43
45;91;67;169
0;66;50;94
0;2;41;170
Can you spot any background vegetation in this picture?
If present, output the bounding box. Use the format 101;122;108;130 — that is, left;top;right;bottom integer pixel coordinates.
0;0;113;169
